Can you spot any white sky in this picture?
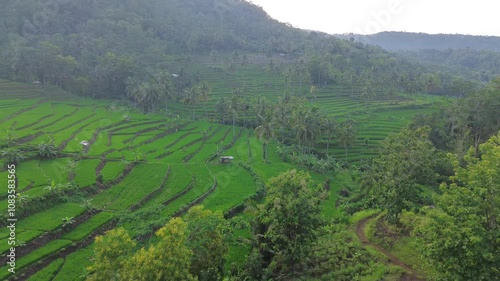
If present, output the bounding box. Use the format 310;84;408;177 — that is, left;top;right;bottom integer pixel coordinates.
247;0;500;36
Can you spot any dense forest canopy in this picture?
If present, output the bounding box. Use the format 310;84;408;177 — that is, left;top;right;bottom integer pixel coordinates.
340;31;500;51
0;0;491;100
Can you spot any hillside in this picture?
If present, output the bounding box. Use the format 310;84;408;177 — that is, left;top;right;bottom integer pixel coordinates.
338;31;500;51
0;0;480;99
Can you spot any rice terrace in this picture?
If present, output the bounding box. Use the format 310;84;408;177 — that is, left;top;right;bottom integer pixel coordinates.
1;0;500;280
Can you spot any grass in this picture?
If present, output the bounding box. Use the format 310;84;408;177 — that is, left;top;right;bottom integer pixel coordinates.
0;239;73;280
27;258;65;281
52;245;94;281
61;212;115;241
17;203;85;232
0;70;443;279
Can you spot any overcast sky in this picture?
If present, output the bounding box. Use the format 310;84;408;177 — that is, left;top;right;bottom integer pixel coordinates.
247;0;500;36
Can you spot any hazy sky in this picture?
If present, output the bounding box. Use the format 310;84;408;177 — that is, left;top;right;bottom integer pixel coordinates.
247;0;500;36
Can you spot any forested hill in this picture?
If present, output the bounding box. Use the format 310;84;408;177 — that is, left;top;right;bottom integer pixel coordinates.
0;0;485;98
339;32;500;51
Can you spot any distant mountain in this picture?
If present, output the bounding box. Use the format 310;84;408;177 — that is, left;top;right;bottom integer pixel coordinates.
0;0;486;98
336;32;500;51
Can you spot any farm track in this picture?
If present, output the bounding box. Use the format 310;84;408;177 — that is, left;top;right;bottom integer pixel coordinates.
32;108;79;130
129;167;171;212
355;216;425;281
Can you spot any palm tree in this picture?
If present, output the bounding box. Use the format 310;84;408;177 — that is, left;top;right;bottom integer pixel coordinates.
255;115;275;163
38;141;58;159
229;95;242;135
197;82;211;117
216;97;229;124
321;117;337;155
292;106;322;149
3;126;18;147
181;85;200;119
273;97;291;142
250;96;270;126
1;148;26;165
151;70;175;113
339;119;357;162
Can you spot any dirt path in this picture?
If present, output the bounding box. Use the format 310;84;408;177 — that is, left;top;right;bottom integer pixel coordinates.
356;216;425;281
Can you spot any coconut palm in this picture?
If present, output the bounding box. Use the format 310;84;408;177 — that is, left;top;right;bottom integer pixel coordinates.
229;95;243;135
1;148;26;165
339;119;358;162
273;97;291;142
181;85;200;119
292;106;322;149
197;82;211;117
321;117;337;155
216;97;229;124
250;96;270;126
38;141;58;159
255;115;275;163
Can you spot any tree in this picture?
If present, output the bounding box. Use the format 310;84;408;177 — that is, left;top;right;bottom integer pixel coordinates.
338;119;357;162
122;218;196;281
1;148;26;165
292;106;322;149
197;82;211;117
321;117;337;155
229;94;243;135
87;219;196;281
249;170;326;280
185;206;229;280
250;96;270;126
215;97;229;124
369;127;438;223
87;228;136;281
255;115;275;163
415;131;500;280
37;138;58;159
181;85;200;119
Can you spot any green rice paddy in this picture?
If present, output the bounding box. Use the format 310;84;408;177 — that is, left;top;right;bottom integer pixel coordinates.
0;71;440;280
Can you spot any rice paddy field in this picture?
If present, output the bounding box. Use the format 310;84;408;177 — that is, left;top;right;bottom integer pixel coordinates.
0;71;441;280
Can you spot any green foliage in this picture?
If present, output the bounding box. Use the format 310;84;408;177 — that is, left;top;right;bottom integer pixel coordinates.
27;258;65;281
414;131;500;280
122;218;196;281
248;170;327;280
1;147;26;165
87;227;136;281
37;137;58;159
366;127;439;223
185;206;229;280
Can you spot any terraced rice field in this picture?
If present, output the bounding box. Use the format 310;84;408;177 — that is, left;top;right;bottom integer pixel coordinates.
0;74;439;280
0;80;335;280
164;54;443;163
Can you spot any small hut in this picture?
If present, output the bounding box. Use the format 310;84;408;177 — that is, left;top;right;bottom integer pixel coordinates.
220;156;234;163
